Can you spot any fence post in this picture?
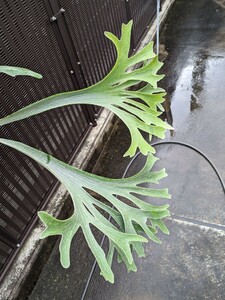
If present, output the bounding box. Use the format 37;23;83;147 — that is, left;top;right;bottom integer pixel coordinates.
156;0;161;55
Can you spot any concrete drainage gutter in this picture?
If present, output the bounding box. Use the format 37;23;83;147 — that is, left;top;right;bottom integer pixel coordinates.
0;1;175;299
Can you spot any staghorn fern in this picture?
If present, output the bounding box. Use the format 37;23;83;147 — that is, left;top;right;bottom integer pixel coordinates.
0;65;42;79
0;21;172;283
0;21;172;157
0;139;170;283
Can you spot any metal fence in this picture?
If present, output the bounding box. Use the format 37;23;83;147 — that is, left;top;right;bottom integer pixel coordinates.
0;0;157;280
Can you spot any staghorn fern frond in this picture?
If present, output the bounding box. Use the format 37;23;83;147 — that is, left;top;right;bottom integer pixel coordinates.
0;138;170;283
0;21;172;283
0;21;172;157
0;65;42;79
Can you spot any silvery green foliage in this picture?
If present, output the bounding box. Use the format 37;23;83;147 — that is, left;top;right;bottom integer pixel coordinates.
0;21;171;283
0;65;42;79
0;139;170;283
0;21;172;157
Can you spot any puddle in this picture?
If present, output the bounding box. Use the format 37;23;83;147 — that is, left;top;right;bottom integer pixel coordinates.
159;0;225;138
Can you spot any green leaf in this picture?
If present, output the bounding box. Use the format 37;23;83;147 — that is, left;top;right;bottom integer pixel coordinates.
0;21;172;157
0;138;170;283
0;65;42;79
0;22;172;283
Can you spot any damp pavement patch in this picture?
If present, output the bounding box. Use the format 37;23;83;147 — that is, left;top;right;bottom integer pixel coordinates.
84;220;225;300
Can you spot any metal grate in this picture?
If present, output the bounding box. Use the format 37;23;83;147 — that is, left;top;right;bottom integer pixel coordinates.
0;0;158;281
0;0;90;279
57;0;128;115
59;0;127;86
128;0;156;47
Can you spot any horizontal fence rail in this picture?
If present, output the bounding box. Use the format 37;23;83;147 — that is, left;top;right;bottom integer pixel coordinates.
0;0;158;280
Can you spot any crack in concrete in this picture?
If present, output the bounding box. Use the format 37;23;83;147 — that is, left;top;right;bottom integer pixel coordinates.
170;215;225;234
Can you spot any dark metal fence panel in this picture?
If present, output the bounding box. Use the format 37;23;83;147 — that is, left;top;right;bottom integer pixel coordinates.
0;0;91;278
128;0;157;47
43;0;98;122
59;0;128;86
0;0;158;280
58;0;128;115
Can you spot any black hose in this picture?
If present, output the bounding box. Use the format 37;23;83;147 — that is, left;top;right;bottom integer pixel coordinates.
124;141;225;194
151;141;225;194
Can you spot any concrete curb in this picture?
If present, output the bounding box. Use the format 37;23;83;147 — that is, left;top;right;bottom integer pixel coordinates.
0;1;175;299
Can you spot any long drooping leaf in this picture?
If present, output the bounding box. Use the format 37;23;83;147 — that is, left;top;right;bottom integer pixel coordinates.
0;138;170;283
0;65;42;79
0;21;172;157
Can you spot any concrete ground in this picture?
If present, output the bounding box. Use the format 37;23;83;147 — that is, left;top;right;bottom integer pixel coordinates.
27;0;225;299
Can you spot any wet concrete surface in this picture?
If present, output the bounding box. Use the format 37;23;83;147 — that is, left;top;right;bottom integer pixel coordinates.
85;220;225;300
28;0;225;299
